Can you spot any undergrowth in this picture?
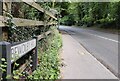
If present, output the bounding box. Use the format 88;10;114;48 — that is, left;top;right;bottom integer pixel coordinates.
28;28;62;80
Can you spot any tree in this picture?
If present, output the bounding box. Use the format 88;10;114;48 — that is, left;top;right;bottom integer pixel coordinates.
54;2;120;28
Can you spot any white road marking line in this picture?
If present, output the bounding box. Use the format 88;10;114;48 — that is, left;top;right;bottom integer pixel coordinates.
90;34;119;43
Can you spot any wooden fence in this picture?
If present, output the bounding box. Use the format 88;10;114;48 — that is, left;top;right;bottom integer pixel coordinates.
0;0;57;79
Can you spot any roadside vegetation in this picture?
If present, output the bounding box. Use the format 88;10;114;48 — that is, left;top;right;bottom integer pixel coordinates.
28;27;62;80
0;27;62;80
55;2;120;30
0;2;62;80
2;1;120;80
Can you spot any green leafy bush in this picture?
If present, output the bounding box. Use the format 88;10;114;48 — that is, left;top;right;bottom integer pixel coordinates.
82;15;94;23
28;29;62;80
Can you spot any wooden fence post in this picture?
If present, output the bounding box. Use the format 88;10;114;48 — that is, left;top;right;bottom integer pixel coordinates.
43;10;47;32
0;1;3;42
2;1;12;41
0;1;2;15
0;1;3;80
0;41;11;80
32;37;38;71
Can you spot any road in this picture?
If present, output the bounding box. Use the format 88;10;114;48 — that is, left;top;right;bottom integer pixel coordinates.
59;25;118;76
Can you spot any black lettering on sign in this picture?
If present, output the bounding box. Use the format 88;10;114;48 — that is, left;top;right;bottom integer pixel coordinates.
11;39;36;62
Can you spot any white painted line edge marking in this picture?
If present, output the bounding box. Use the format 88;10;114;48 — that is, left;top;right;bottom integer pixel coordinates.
90;34;119;43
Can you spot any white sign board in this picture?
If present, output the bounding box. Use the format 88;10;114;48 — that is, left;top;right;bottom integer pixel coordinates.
11;39;36;62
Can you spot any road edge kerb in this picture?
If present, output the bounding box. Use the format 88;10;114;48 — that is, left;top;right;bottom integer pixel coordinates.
78;40;118;79
66;33;118;79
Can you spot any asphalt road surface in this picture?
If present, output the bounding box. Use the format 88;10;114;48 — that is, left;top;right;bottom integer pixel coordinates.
59;25;118;76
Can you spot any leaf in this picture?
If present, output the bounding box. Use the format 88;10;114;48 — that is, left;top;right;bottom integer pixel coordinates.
6;75;11;79
1;58;5;61
15;63;19;66
13;76;19;79
1;64;6;68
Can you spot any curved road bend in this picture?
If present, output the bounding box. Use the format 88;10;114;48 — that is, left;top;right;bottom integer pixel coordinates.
59;25;118;76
